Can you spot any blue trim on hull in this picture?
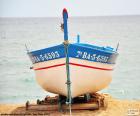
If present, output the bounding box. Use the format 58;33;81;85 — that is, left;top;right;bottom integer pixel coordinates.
28;43;118;64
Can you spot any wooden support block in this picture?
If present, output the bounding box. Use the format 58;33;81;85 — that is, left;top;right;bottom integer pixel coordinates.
26;102;99;111
25;93;107;111
27;104;59;111
62;103;99;110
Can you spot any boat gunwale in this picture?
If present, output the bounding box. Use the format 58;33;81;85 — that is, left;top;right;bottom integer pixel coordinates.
27;43;118;65
28;43;118;55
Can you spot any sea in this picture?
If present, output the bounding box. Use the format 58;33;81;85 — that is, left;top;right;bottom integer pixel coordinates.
0;16;140;103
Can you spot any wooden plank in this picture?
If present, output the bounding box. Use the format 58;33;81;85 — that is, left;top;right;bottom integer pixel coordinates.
62;103;99;110
27;104;58;111
26;102;99;111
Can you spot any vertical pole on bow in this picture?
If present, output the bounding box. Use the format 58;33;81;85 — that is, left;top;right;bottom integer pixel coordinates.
62;8;72;114
63;8;68;42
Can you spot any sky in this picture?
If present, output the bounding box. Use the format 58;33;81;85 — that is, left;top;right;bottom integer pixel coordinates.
0;0;140;17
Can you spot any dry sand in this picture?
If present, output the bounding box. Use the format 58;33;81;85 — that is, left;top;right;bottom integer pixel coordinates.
0;95;140;116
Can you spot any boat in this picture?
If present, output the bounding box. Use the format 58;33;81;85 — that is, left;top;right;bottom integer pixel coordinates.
27;8;118;99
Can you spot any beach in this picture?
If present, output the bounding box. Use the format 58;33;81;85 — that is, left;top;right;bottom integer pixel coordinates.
0;94;140;116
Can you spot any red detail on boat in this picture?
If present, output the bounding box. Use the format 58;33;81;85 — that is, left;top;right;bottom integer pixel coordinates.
34;63;113;71
69;63;113;71
34;63;65;70
63;8;67;14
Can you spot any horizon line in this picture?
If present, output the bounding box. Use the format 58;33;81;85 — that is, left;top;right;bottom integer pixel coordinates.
0;14;140;18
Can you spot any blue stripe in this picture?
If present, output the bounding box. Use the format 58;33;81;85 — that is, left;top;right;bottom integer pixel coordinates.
69;44;118;64
28;43;118;64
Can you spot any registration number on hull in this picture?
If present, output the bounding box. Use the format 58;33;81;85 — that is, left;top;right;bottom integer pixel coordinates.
76;51;109;63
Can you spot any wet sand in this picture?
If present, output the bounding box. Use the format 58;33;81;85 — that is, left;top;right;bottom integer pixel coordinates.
0;95;140;116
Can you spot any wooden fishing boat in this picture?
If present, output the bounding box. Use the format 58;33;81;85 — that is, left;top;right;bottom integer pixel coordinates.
28;9;118;98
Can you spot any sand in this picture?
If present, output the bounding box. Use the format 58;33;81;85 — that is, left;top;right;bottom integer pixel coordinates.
0;95;140;116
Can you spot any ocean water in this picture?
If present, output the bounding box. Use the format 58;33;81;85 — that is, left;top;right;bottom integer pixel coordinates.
0;16;140;103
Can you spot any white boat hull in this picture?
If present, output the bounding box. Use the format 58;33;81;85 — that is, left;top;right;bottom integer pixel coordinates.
33;58;114;98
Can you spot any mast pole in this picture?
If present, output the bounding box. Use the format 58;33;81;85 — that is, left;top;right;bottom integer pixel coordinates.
62;8;72;113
